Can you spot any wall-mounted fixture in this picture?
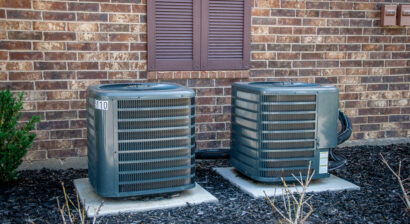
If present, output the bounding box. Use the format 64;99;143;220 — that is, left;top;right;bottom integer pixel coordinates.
398;5;410;26
381;5;397;26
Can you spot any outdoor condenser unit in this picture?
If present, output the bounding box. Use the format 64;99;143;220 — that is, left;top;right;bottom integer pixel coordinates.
86;83;196;197
231;82;340;182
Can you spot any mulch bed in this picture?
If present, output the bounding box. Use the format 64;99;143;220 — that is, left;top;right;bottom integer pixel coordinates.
0;144;409;223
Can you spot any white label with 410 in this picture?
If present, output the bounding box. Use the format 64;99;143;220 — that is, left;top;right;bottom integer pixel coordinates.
95;100;109;110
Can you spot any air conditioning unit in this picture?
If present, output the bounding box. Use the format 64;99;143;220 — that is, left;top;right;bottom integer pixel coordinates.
86;83;196;197
231;82;340;182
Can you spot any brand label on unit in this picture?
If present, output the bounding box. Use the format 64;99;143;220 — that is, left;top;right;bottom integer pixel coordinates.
319;151;328;174
95;100;108;110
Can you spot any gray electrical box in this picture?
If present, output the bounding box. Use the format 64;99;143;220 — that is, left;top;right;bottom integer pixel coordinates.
87;83;195;197
231;82;339;182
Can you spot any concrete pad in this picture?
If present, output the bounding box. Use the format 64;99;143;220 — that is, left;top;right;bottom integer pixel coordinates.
74;178;218;217
214;167;360;198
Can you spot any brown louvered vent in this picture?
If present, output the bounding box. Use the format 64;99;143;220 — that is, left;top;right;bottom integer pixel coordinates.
155;1;193;60
208;0;244;59
148;0;250;71
148;0;200;71
201;0;250;70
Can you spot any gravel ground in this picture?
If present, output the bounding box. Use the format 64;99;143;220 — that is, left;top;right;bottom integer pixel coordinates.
0;144;409;224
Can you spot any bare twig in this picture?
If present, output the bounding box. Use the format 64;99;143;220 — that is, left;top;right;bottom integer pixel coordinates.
57;182;100;224
93;201;104;224
264;162;315;224
380;153;410;210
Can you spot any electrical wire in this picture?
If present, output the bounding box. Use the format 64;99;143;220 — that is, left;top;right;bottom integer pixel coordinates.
329;110;352;170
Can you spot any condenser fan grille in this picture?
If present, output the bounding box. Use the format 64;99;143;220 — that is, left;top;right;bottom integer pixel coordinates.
116;97;195;194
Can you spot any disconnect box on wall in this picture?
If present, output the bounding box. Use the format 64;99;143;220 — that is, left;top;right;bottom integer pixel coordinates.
381;5;397;26
398;5;410;26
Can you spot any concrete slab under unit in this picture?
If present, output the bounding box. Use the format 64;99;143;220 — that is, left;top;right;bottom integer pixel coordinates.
74;178;218;217
214;167;360;198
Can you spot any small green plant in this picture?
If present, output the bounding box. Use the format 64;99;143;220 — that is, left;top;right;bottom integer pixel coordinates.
0;90;40;183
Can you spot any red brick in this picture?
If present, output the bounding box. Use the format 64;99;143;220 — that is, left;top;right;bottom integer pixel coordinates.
77;13;108;22
46;91;77;100
77;71;107;79
78;52;108;61
8;31;42;40
70;101;86;110
100;24;129;32
281;0;304;9
9;72;42;80
307;2;329;9
44;32;76;41
269;27;292;34
354;3;377;11
102;62;130;70
0;0;31;9
39;140;71;149
276;36;299;43
9;52;43;60
34;62;66;70
37;102;70;111
36;81;68;90
102;4;131;12
33;1;66;10
0;9;4;18
0;72;6;80
43;12;75;21
278;18;301;26
7;10;41;20
33;22;65;31
277;53;299;60
67;62;98;70
330;2;353;10
131;43;147;51
34;42;65;51
2;62;33;71
44;71;75;80
45;52;76;61
24;150;47;161
78;33;108;42
362;44;382;51
68;23;98;32
68;2;99;11
67;43;98;51
100;43;129;51
0;82;34;90
256;0;279;8
46;111;77;120
50;130;82;140
132;4;146;13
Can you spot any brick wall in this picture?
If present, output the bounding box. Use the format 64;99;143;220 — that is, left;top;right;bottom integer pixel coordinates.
0;0;408;161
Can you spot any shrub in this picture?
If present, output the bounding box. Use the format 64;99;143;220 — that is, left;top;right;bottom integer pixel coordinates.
0;90;40;183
